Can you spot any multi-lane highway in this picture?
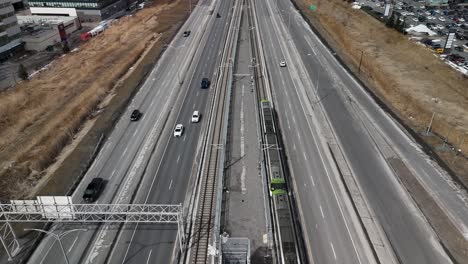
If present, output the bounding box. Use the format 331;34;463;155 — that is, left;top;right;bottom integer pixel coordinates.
27;0;233;263
253;1;376;263
21;0;467;263
105;0;235;263
254;0;455;263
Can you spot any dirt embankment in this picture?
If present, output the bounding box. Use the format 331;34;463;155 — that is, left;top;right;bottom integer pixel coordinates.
0;0;190;199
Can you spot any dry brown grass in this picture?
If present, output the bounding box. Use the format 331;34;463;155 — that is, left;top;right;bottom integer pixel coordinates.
0;0;181;199
297;0;468;169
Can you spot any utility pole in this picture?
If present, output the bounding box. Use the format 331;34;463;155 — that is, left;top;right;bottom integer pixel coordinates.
426;112;435;136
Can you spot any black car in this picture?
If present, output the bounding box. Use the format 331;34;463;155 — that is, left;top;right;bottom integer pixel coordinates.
183;30;191;37
454;46;464;52
201;78;210;88
130;109;142;121
83;178;105;203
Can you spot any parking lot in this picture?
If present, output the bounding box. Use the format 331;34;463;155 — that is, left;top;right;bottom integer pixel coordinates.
358;0;468;71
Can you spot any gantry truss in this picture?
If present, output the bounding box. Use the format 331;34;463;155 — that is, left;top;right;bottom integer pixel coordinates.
1;203;181;223
0;197;184;260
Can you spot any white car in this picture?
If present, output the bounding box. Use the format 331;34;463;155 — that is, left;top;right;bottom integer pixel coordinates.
438;17;446;22
174;124;184;137
459;18;465;22
279;61;286;67
191;111;200;123
412;18;419;22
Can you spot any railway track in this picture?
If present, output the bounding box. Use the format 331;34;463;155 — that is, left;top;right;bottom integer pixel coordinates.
188;1;243;263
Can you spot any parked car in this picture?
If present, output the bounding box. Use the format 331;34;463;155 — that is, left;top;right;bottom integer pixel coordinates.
183;30;191;37
279;61;287;67
83;178;105;203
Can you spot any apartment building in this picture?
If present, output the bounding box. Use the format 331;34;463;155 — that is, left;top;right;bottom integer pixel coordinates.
0;0;21;60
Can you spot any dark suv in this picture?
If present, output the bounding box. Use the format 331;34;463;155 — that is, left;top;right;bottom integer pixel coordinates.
83;178;104;203
183;30;191;37
130;109;142;121
201;78;210;88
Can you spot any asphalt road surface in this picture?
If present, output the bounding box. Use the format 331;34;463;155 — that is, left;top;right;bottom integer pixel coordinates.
26;0;232;263
254;1;377;263
255;0;455;263
105;1;235;263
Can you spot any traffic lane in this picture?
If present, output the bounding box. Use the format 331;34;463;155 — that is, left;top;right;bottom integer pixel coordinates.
269;64;363;264
70;0;213;203
79;6;208;186
279;1;452;262
302;16;468;228
32;6;216;264
261;0;376;261
116;103;208;264
255;3;364;263
32;28;195;264
112;3;235;264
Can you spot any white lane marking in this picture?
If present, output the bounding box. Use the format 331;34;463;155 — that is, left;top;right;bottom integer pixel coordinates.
193;102;195;109
311;175;316;187
196;91;200;97
320;205;325;219
122;147;129;156
146;249;153;264
330;242;337;260
303;151;307;161
169;179;173;190
183;135;187;142
40;240;56;264
293;143;296;151
240;85;246;193
68;235;79;253
177;154;181;164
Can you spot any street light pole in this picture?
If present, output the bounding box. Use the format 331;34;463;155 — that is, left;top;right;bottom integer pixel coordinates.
25;228;86;264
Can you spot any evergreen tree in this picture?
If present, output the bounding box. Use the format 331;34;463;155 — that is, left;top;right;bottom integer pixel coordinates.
18;64;28;81
62;42;70;53
386;12;395;28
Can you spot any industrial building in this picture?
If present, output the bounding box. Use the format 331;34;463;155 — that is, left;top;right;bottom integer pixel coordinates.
0;0;22;60
18;15;80;51
27;0;128;22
